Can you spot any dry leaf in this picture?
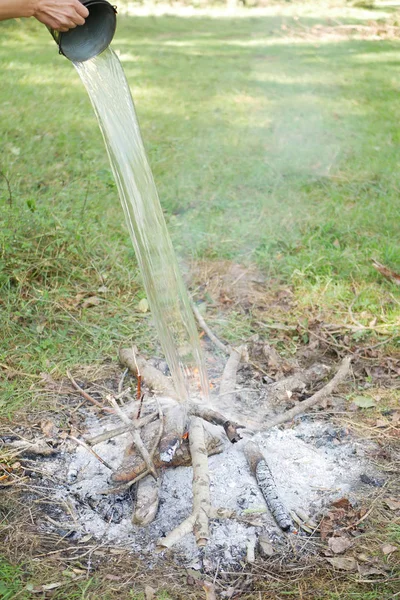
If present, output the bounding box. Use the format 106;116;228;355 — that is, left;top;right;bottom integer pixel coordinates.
392;411;400;423
40;419;58;439
73;292;86;307
357;553;371;562
385;498;400;511
40;372;61;390
382;544;397;555
352;396;376;409
332;498;352;510
375;419;387;428
137;298;149;313
82;296;101;309
326;556;358;571
203;582;217;600
221;588;236;599
29;581;76;593
357;564;386;577
328;536;352;554
144;585;156;600
259;535;274;557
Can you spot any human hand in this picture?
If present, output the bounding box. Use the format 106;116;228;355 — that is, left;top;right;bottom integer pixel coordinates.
33;0;89;32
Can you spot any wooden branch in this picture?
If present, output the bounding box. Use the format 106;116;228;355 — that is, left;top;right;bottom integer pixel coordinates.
111;421;223;484
244;441;292;531
149;399;164;464
108;396;158;478
189;416;211;547
218;346;245;405
118;368;129;395
132;476;160;526
192;303;230;354
119;347;180;401
67;371;114;413
86;411;159;446
104;469;150;495
158;404;186;462
156;514;196;552
188;403;244;443
264;356;352;429
266;363;332;404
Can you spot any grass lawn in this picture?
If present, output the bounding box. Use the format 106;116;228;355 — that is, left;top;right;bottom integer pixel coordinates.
0;1;399;598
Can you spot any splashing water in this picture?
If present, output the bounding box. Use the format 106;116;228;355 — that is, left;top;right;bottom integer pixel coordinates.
75;48;208;401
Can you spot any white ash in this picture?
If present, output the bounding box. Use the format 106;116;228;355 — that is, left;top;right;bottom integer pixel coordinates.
40;414;376;568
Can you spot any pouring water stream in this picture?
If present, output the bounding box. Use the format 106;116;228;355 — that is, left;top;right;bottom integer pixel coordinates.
75;48;209;401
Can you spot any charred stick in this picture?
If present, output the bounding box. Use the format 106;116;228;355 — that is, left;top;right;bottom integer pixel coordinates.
188;403;244;443
158;404;186;462
244;441;292;531
103;469;150;495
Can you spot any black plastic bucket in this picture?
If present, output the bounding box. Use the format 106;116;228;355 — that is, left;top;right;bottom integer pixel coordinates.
49;0;117;63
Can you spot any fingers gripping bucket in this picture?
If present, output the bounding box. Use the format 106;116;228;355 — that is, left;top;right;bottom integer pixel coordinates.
49;0;117;63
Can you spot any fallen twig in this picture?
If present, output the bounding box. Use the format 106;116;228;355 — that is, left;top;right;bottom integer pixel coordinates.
67;371;114;414
6;439;58;457
266;363;332;404
192;302;230;355
156;514;196;551
69;436;113;472
86;411;159;446
118;368;129;395
264;356;352;430
218;345;245;406
0;170;12;206
372;259;400;286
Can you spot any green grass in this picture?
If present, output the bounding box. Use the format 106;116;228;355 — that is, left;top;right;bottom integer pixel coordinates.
0;556;174;599
0;6;399;407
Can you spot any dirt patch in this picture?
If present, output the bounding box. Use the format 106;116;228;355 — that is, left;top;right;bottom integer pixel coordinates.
187;259;293;313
